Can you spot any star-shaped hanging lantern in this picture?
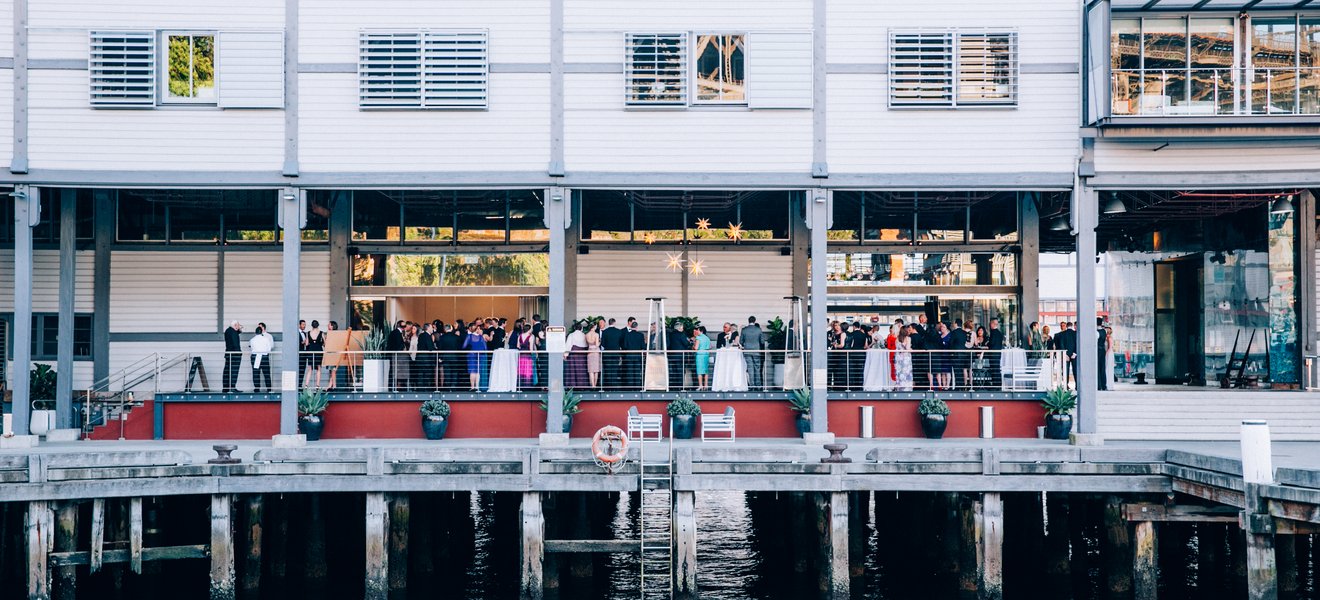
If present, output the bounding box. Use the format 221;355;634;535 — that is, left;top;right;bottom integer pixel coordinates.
687;258;706;276
695;218;711;231
665;252;685;272
642;232;656;245
727;222;744;241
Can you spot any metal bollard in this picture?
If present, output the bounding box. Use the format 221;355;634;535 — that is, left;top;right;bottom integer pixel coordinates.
979;406;995;439
860;405;874;438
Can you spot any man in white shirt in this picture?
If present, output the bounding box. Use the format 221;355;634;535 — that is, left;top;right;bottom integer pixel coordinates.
251;322;275;392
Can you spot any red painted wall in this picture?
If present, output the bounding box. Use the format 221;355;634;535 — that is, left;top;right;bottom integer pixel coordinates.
134;398;1044;440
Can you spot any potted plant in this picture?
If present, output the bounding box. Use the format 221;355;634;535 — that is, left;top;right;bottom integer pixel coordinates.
667;396;702;440
788;388;812;436
360;327;390;393
917;396;950;439
297;388;329;441
420;398;450;441
765;317;787;386
1041;387;1077;440
538;391;582;434
28;364;57;436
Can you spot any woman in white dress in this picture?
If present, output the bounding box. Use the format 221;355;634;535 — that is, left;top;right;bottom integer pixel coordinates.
893;327;914;391
862;325;893;391
711;330;749;392
1105;326;1117;386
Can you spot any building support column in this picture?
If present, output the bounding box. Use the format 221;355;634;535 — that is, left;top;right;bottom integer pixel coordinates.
673;490;697;599
365;492;389;600
791;193;809;301
520;492;544;600
543;187;570;438
54;189;76;431
276;188;304;444
1298;191;1317;386
10;185;38;440
817;491;849;600
210;494;235;600
1073;181;1101;442
978;492;1004;600
328;191;352;329
241;495;263;598
1133;520;1157;600
805;189;832;436
1020;192;1041;335
92;190;112;384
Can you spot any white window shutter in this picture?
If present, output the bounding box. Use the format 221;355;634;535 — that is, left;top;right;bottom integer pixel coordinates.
422;30;488;109
746;31;813;109
88;31;156;107
218;30;285;109
359;31;424;108
889;31;955;107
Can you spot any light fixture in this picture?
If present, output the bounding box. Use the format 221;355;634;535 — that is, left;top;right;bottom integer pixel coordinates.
282;192;297;201
1101;192;1127;215
1048;216;1070;231
1270;195;1295;214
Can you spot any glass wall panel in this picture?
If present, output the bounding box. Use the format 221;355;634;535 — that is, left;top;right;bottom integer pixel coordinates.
580;195;632;241
734;194;789;241
404;202;455;242
1268;209;1298;385
863;193;914;242
1253;18;1298;114
1143;18;1188;114
302;194;331;242
1113;19;1142;115
169;204;219;242
828;193;861;242
826;253;1016;286
1189;19;1235;115
915;196;967;242
968;194;1019;242
633;203;685;242
351;253;550;287
456;197;508;243
117;196;168;241
353;194;401;241
1302;19;1320;114
507;192;548;242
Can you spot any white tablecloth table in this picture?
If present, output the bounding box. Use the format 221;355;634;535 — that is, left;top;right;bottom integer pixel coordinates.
711;348;749;392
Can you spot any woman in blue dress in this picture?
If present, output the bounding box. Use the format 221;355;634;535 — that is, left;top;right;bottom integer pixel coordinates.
462;323;489;391
693;326;712;390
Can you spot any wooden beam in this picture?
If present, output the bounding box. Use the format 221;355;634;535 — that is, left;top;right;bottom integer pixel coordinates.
979;492;1004;600
520;492;545;600
89;499;104;573
364;492;388;600
1133;521;1157;600
1124;503;1240;523
129;498;143;574
49;545;210;567
54;502;77;600
28;500;51;600
210;494;235;600
544;539;637;553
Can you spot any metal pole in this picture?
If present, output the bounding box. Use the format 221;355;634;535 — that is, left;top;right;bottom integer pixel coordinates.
808;189;831;434
1074;181;1100;439
279;188;304;437
544;187;568;435
55;188;76;430
12;185;38;436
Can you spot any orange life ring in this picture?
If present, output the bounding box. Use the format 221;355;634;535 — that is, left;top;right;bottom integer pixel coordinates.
592;426;629;463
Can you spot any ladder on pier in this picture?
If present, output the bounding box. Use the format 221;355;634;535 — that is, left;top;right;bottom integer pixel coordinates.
637;427;674;599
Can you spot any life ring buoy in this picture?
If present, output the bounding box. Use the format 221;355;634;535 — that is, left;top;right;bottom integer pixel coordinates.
592;425;629;464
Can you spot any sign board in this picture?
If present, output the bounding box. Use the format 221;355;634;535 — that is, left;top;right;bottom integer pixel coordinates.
546;326;567;353
813;368;828;389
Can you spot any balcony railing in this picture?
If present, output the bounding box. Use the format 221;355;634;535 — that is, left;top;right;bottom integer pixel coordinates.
1111;67;1320;117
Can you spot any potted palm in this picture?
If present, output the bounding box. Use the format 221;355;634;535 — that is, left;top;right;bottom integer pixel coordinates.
917;396;950;439
667;396;702;440
1041;387;1077;440
420;398;450;440
765;317;788;386
297;388;329;441
360;328;390;393
788;388;812;436
539;391;582;434
28;364;57;436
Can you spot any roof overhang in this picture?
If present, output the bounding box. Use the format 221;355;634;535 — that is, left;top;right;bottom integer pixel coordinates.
1112;0;1315;12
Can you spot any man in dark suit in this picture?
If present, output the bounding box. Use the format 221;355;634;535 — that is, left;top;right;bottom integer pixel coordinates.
623;320;646;389
436;324;463;390
667;322;691;390
416;322;437;391
600;318;625;389
988;317;1006;388
843;322;868;390
910;315;928;389
949;320;969;388
1096;317;1108;391
1054;321;1078;388
386;321;406;392
223;321;243;393
741;317;765;389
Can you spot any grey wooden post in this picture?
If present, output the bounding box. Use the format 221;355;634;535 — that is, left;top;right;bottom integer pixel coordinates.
388;493;409;597
327;191;352;328
241;495;263;597
1072;182;1100;439
210;494;235;600
12;185;38;437
28;500;50;600
55;189;76;429
806;189;831;434
89;498;104;573
791;192;809;300
520;492;544;600
979;492;1004;600
92;191;112;384
817;491;849;600
543;187;569;436
1133;520;1157;600
1244;483;1279;600
54;502;76;600
277;188;304;440
365;492;389;600
1019;192;1040;334
129;497;142;574
673;490;698;599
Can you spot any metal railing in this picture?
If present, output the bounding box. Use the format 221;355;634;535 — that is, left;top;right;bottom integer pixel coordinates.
821;348;1068;392
1111;67;1320;117
81;352;193;438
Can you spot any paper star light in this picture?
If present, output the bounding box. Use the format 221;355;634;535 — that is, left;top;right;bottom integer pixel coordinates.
642;232;656;245
695;218;711;231
665;252;685;272
687;258;706;276
727;222;744;241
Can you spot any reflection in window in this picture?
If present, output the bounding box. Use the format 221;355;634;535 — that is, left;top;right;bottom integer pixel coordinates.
826;253;1017;286
117;196;168;241
863;193;914;242
693;34;745;104
916;196;967;242
353;194;402;242
353;254;550;287
165;33;216;102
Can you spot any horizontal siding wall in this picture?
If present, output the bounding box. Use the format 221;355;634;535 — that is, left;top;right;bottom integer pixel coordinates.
575;250;681;321
1098;391;1320;441
106;341;223;393
0;69;13;168
1094;141;1320;174
0;0;12;58
0;249;94;313
30;0;282;31
4;361;93;393
298;73;550;172
28;71;284;171
300;0;548;63
221;250;331;333
109;251;219;333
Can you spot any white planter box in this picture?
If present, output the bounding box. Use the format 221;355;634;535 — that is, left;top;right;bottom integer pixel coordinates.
363;359;389;393
29;409;56;436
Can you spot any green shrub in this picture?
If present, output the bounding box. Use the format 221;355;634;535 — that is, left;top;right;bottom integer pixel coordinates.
29;364;57;410
298;388;329;416
539;391;582;416
360;327;390;360
666;396;702;417
788;388;811;414
420;398;451;418
1041;387;1077;416
917;396;950;416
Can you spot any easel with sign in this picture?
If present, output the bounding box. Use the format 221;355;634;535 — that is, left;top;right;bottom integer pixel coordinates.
185;356;210;392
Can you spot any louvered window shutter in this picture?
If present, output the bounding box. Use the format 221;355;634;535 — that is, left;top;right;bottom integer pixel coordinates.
422;30;488;109
746;31;813;109
957;32;1017;106
218;31;285;109
889;31;954;107
625;33;687;106
89;31;156;107
359;31;424;108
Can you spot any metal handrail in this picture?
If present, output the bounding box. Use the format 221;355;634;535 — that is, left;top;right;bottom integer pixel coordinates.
80;352;193;438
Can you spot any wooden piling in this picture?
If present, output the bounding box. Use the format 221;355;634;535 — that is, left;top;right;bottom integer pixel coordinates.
89;498;105;574
568;493;592;581
240;495;263;598
409;493;435;589
673;490;698;600
53;502;77;600
210;494;235;600
28;500;51;600
979;492;1004;600
520;492;544;600
959;494;979;599
1230;522;1249;595
541;493;559;594
129;497;143;575
387;493;409;599
1103;495;1133;599
1132;520;1157;600
1245;529;1278;600
816;491;850;600
365;492;389;600
937;492;962;593
848;492;867;580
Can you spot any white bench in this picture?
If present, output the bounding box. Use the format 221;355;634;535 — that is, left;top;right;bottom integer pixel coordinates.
700;406;736;442
627;406;663;441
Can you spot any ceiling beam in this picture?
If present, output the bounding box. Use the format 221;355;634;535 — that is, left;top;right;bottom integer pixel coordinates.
1242;0;1267;8
1191;0;1215;8
1295;0;1315;7
1141;0;1165;9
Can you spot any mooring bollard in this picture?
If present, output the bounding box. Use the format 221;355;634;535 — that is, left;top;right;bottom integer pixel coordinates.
209;444;241;465
822;443;851;463
860;406;874;438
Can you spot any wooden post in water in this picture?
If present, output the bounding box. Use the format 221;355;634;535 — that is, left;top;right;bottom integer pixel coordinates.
568;493;592;581
959;494;979;598
388;493;409;599
410;493;435;589
814;492;850;600
542;493;559;594
54;501;77;600
264;495;287;594
28;500;51;600
210;494;236;600
241;495;263;599
673;490;698;599
519;492;544;600
129;497;143;574
1241;420;1279;600
89;498;104;574
365;492;390;600
305;494;328;595
1132;520;1157;600
979;492;1004;600
1103;495;1134;598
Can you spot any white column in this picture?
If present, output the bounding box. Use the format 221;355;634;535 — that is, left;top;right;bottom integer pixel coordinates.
277;188;304;441
11;185;38;438
1073;182;1100;440
807;189;831;435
